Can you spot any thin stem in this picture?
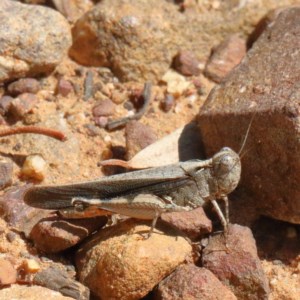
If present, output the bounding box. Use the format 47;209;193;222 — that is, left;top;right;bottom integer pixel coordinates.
0;126;67;141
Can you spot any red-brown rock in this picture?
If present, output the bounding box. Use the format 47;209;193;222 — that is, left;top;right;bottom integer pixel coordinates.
9;93;38;118
30;215;107;253
92;99;116;117
56;79;73;97
198;7;300;224
173;50;201;76
0;186;50;237
204;34;246;83
7;78;40;96
156;264;237;300
202;224;269;300
161;207;212;240
125;120;157;160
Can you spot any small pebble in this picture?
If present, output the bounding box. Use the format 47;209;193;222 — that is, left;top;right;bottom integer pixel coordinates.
0;96;14;115
123;101;134;111
95;116;108;128
0;160;13;190
56;78;73;97
7;78;40;96
160;94;174;112
273;260;283;266
22;259;40;274
21;154;47;181
0;258;17;286
111;89;128;104
6;231;17;243
173;50;201;76
162;70;190;97
84;124;101;136
9;93;38;118
92;99;116;117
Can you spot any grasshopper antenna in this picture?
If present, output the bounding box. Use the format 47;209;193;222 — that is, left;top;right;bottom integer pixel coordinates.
238;113;256;156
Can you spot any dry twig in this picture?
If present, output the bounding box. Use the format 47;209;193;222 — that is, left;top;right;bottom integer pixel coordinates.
106;81;152;130
0;126;67;141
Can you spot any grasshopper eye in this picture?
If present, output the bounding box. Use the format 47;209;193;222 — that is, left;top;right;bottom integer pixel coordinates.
220;155;234;170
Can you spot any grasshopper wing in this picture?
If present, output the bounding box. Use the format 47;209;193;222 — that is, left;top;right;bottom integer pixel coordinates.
24;163;192;209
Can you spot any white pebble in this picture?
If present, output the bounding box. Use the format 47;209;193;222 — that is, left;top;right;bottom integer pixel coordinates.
21;154;47;181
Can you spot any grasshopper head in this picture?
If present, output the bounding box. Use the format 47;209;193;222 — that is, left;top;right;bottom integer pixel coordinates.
212;147;241;195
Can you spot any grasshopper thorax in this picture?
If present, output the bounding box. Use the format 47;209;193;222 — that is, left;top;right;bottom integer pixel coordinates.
212;147;241;195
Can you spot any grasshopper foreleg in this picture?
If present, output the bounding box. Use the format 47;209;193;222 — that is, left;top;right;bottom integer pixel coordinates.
211;199;228;233
221;196;229;224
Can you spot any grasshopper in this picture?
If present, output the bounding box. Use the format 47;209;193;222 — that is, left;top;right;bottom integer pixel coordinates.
23;146;241;236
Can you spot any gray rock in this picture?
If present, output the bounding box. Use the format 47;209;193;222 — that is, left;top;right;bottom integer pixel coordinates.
33;266;89;300
198;6;300;224
0;0;71;82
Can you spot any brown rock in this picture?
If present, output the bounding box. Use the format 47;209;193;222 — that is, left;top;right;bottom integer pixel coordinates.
173;50;201;76
33;266;90;300
30;215;107;253
161;207;212;240
202;224;270;300
247;7;288;47
0;160;13;190
70;0;292;82
111;89;128;104
204;34;247;83
0;285;74;300
0;0;71;83
156;264;237;300
92;99;116;117
0;258;17;286
0;185;50;237
76;219;192;300
56;78;73;97
9;93;38;118
125;120;157;160
198;7;300;224
7;78;40;96
0;96;14;115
